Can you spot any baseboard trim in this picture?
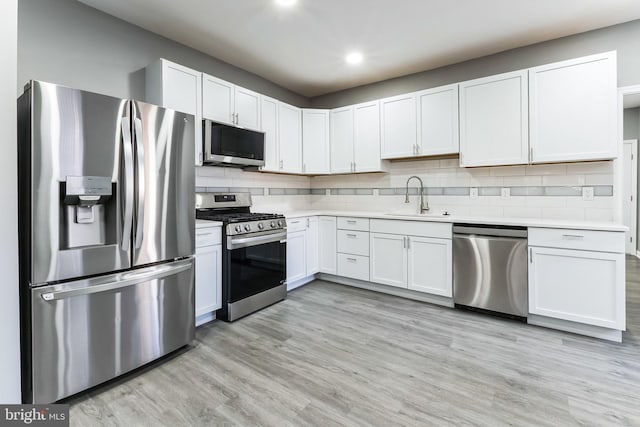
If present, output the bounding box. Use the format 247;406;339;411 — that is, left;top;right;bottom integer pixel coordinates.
528;314;622;342
317;273;454;308
635;250;640;259
287;275;315;291
195;311;216;327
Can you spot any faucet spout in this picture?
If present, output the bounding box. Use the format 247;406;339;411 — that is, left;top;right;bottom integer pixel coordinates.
405;175;430;213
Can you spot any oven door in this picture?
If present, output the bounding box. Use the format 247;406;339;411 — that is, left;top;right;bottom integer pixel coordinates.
226;230;286;303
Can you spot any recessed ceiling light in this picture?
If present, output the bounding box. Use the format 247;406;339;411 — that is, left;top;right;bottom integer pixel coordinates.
275;0;297;7
346;52;363;65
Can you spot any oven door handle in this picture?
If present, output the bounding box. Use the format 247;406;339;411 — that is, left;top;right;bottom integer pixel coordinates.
227;231;287;250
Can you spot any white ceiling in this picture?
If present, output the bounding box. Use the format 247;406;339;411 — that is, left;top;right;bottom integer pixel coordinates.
79;0;640;97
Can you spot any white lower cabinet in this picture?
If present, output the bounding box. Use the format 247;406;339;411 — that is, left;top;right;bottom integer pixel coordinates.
319;216;337;274
195;225;222;326
369;220;453;297
336;217;370;281
528;246;625;330
370;233;407;288
336;254;370;281
286;230;307;286
407;236;452;297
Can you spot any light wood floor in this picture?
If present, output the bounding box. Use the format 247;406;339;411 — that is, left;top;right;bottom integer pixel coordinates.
68;256;640;426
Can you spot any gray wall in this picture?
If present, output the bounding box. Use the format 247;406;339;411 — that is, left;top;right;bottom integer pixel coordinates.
624;108;640;141
311;19;640;108
18;0;308;106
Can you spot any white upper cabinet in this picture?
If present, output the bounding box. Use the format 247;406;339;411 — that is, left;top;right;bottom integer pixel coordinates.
417;84;459;156
353;100;383;172
302;109;330;174
260;95;279;172
278;102;302;173
145;59;202;165
330;106;355;174
459;70;529;167
529;51;617;163
381;93;418;159
202;74;261;131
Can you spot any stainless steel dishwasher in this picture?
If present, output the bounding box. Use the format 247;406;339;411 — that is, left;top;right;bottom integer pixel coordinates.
453;224;528;319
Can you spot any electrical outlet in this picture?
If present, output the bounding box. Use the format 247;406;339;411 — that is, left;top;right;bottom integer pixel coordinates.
470;187;478;198
501;187;510;199
582;186;594;201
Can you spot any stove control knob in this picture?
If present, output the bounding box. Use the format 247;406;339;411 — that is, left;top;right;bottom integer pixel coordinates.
234;225;242;233
277;220;284;227
258;223;265;230
270;221;276;228
244;224;251;232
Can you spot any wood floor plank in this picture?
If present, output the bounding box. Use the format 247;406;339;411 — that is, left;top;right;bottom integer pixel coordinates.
67;255;640;426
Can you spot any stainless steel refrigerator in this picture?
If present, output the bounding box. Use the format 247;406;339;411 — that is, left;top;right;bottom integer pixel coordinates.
17;81;196;403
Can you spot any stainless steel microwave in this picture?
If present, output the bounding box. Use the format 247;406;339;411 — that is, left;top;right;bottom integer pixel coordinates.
203;119;265;167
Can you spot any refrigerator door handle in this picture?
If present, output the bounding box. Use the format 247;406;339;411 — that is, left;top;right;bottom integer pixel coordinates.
40;261;192;301
121;118;134;251
133;115;145;249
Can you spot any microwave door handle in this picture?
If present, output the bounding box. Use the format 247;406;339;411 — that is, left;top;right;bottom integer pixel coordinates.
133;116;145;249
121;117;134;251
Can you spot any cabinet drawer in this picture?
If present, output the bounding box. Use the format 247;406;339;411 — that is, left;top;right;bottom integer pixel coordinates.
337;217;370;231
370;219;451;239
528;227;624;253
337;254;370;281
287;218;308;232
196;227;222;247
337;230;370;256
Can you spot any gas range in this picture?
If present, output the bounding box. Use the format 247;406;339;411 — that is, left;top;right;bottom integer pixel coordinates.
195;192;287;322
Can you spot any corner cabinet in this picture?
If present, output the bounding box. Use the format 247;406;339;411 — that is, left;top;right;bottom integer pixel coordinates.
145;59;202;165
318;216;337;274
459;70;529;167
202;73;261;130
529;51;617;163
528;227;625;331
302;109;330;174
195;224;222;326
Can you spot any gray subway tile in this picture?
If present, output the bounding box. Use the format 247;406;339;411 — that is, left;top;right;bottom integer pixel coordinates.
424;187;444;195
249;187;265;196
355;188;374;195
443;187;470;196
594;185;613;196
195;186;206;192
310;188;326;195
378;188;395;196
206;187;229;193
269;188;285;196
544;186;582;196
298;188;311;195
479;187;501;196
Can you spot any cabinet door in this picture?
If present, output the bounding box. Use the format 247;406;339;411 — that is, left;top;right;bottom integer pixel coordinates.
147;59;202;165
234;85;261;130
330;106;354;174
319;216;337;274
417;84;459;156
286;230;307;287
459;70;529;167
380;93;417;159
195;243;222;317
306;217;319;275
354;100;382;172
529;52;617;163
407;236;452;297
260;95;279;172
529;247;625;330
278;102;302;173
302;109;330;174
370;233;407;288
202;74;234;125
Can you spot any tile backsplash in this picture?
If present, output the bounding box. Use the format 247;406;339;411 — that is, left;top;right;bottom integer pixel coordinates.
196;158;615;221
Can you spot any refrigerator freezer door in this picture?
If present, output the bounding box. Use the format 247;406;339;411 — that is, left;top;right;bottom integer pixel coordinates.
27;81;132;285
131;101;195;266
29;258;195;403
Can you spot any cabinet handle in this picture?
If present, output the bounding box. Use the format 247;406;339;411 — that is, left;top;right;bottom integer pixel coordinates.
562;234;585;240
306;218;309;228
403;236;406;249
236;113;239;124
346;257;357;262
530;147;533;163
353;162;356;172
406;236;410;249
303;163;306;173
529;247;532;264
290;220;300;224
346;233;357;238
346;220;357;224
280;160;283;170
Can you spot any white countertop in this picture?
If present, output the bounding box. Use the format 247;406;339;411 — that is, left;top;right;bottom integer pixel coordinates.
196;219;223;228
280;210;628;232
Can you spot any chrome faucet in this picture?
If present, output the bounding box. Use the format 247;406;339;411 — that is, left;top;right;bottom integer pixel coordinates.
405;176;429;213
